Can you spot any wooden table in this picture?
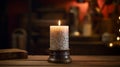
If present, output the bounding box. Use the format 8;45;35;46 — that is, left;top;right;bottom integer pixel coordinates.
0;55;120;67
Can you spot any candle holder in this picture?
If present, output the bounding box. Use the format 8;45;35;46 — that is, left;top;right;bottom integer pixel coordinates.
48;50;72;64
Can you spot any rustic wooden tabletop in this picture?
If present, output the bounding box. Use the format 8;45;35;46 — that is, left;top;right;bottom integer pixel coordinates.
0;55;120;67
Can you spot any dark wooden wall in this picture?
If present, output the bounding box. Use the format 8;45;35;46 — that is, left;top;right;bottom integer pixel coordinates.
0;0;120;55
0;0;9;49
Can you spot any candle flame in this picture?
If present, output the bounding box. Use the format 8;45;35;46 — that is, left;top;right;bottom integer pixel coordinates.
58;20;61;26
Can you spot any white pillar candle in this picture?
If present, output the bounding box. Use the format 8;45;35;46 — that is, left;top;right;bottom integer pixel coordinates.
50;20;69;50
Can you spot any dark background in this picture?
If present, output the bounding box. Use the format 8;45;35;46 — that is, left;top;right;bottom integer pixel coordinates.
0;0;120;55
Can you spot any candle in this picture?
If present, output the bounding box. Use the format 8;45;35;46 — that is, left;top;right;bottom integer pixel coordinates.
50;20;69;50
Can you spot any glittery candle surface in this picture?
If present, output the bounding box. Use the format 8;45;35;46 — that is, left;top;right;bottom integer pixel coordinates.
50;26;69;50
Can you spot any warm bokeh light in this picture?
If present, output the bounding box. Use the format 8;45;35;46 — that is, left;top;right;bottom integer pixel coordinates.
73;31;80;36
119;29;120;32
119;16;120;20
58;20;61;26
109;43;113;47
117;37;120;41
96;7;100;13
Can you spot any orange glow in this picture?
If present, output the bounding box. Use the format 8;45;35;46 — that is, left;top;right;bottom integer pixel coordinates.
58;20;61;26
97;0;105;9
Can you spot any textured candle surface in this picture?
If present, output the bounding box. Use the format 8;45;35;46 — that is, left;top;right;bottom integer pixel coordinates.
50;26;69;50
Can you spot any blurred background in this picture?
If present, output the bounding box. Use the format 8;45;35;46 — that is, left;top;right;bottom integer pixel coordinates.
0;0;120;55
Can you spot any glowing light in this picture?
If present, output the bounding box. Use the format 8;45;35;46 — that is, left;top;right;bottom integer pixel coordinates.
58;20;61;26
109;43;113;47
96;7;100;13
119;16;120;20
117;36;120;41
119;29;120;32
73;31;80;36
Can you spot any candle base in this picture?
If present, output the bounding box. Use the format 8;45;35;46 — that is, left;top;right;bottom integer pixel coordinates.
48;50;72;64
